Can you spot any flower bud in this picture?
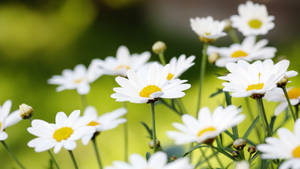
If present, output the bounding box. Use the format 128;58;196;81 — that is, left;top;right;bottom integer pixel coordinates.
223;19;232;31
277;76;289;88
232;150;239;157
247;145;256;154
208;52;220;64
19;104;33;119
170;156;177;161
149;139;160;149
152;41;166;54
233;138;246;150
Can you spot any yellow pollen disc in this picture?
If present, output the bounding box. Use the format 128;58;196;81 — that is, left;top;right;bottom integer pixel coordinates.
292;145;300;158
231;50;248;58
87;121;100;126
53;127;74;142
0;122;2;129
73;77;86;84
204;32;211;36
288;88;300;99
115;65;131;71
197;126;217;138
167;73;174;80
246;83;264;91
248;19;263;29
139;85;162;98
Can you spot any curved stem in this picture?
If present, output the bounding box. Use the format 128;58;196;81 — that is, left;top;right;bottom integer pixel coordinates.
281;86;296;122
48;150;60;169
68;150;79;169
150;102;157;152
256;98;271;136
1;141;26;169
92;138;103;169
158;52;166;65
80;95;87;109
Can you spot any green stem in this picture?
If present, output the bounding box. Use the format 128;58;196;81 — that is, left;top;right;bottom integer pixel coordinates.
281;86;297;122
211;146;224;169
92;138;103;169
123;102;129;162
1;141;26;169
200;148;212;169
256;98;271;136
228;28;240;43
80;95;87;109
295;104;299;119
68;150;79;169
48;150;60;169
158;52;166;65
196;43;208;116
160;99;182;116
245;97;262;142
175;99;186;115
150;102;157;152
224;91;239;139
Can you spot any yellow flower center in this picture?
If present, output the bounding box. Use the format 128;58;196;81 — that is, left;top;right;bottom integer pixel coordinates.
0;122;2;129
231;50;248;58
139;85;162;98
53;127;74;142
248;19;263;29
167;73;174;80
197;126;217;138
87;121;100;126
246;83;264;91
292;145;300;158
73;77;86;84
204;32;211;36
288;88;300;99
115;65;131;71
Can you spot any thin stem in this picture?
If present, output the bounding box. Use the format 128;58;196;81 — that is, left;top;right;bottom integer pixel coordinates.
211;146;224;169
150;102;157;152
158;52;166;65
123;102;129;162
1;141;26;169
228;28;240;43
200;148;212;169
175;99;186;115
92;138;103;169
256;98;272;136
295;104;299;119
281;86;297;121
160;99;182;116
68;150;79;169
196;43;208;116
48;150;60;169
224;92;239;139
80;95;87;109
245;97;262;142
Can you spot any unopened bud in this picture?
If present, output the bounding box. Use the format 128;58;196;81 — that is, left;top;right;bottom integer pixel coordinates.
152;41;166;54
247;145;256;154
170;156;177;161
149;139;160;149
19;104;33;119
232;150;239;157
277;76;289;88
223;19;232;31
208;52;220;64
233;138;246;150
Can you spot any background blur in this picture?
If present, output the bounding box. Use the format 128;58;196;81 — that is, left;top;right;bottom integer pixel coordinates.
1;0;300;168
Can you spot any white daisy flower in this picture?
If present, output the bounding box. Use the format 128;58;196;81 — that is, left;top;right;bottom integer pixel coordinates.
257;119;300;169
208;36;277;67
80;106;127;145
190;16;226;43
27;110;94;153
111;63;191;103
105;151;193;169
92;45;150;76
231;1;275;36
265;87;300;116
48;62;103;95
167;106;245;145
0;100;22;140
165;54;195;81
219;59;294;98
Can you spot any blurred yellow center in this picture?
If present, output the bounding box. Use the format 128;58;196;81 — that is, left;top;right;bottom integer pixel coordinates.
88;121;100;126
292;145;300;158
139;85;161;98
115;65;130;71
288;88;300;99
53;127;73;142
231;50;248;58
73;77;86;84
197;126;216;138
0;122;2;129
246;83;264;91
248;19;262;29
167;73;174;80
204;32;211;36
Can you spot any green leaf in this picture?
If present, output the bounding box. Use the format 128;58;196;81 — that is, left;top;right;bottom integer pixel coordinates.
224;130;234;139
140;121;153;139
211;146;236;161
243;116;259;139
224;91;232;106
210;88;223;98
270;115;277;132
183;144;209;157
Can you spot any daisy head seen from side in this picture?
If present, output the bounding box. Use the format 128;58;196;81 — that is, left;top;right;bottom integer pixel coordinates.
219;59;293;98
105;151;193;169
48;63;102;95
167;106;245;145
231;1;275;36
190;16;226;43
27;110;94;153
111;63;191;103
0;100;22;141
257;119;300;169
92;45;150;77
165;54;195;81
80;106;127;145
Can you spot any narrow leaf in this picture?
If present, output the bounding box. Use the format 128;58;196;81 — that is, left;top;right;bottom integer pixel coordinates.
243;116;259;139
140;121;153;139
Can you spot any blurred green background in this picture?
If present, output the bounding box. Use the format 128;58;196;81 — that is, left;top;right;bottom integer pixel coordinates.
1;0;300;168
